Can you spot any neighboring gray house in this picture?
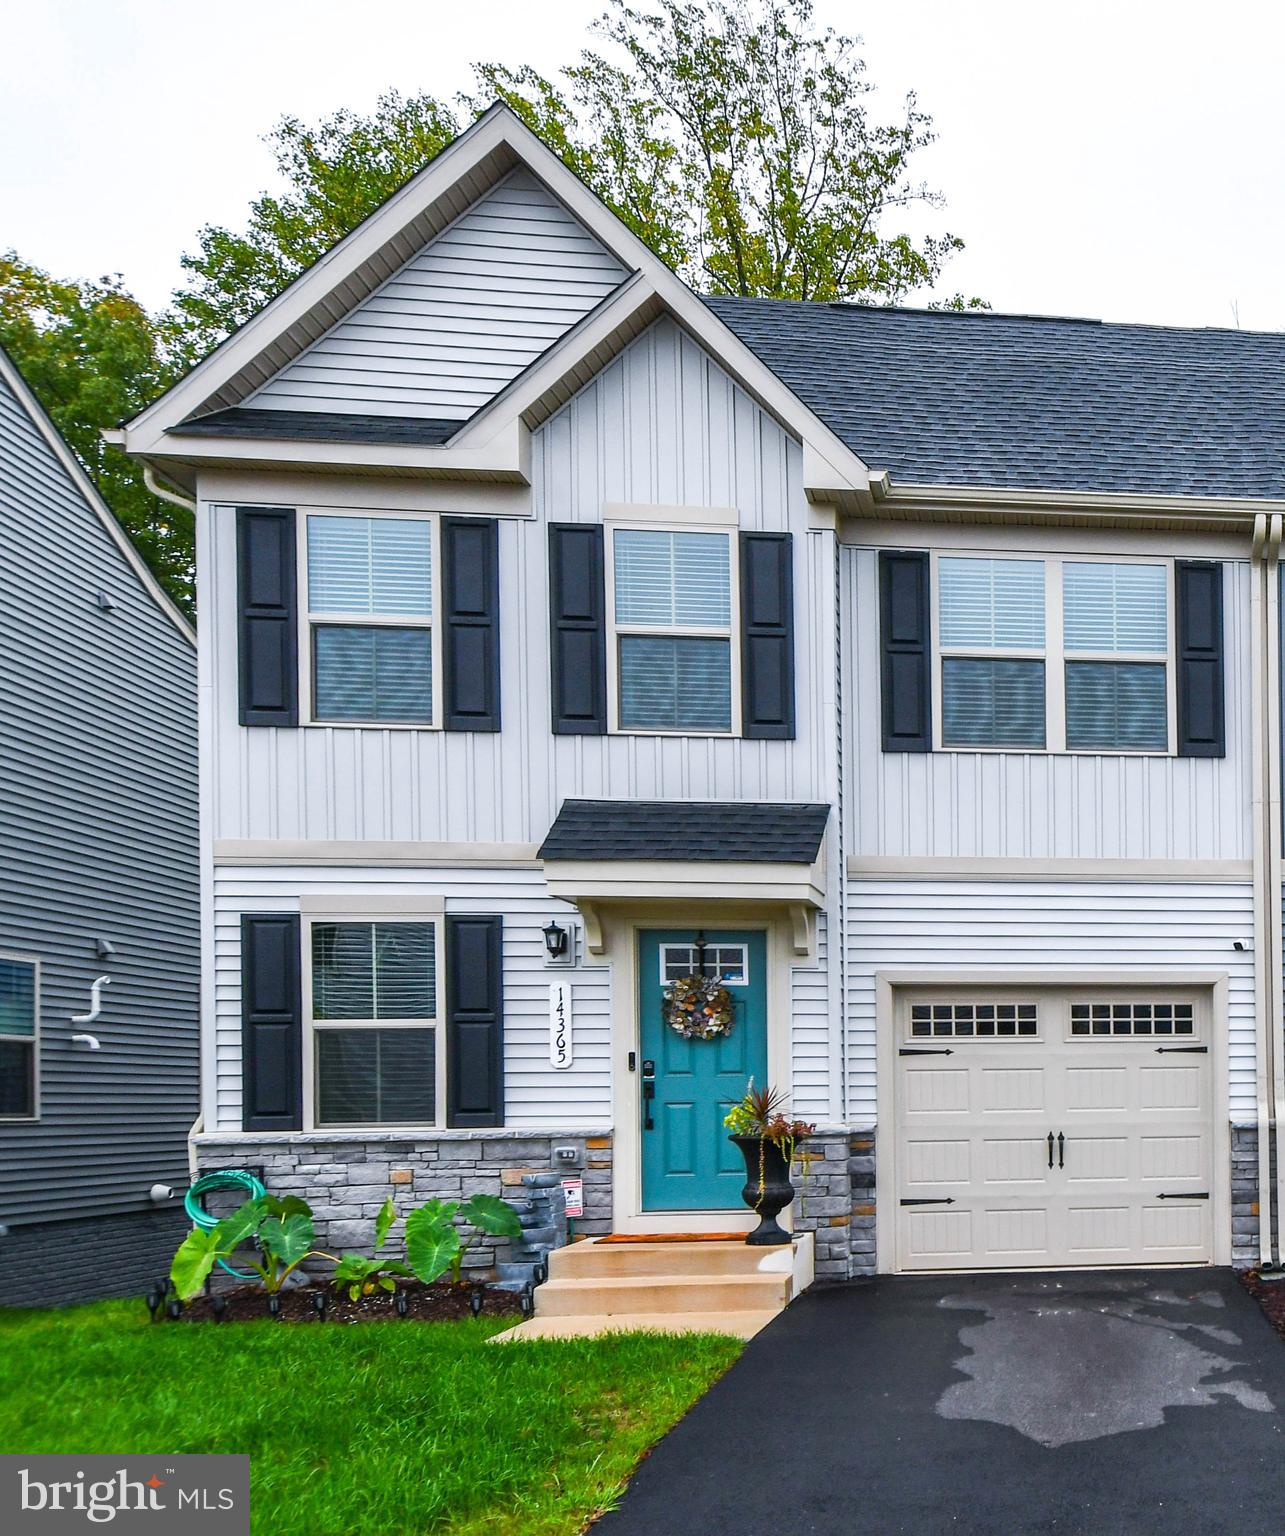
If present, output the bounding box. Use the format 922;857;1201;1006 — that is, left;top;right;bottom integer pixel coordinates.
0;346;198;1305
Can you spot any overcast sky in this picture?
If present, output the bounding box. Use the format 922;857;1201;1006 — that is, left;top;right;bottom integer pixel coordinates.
4;0;1283;331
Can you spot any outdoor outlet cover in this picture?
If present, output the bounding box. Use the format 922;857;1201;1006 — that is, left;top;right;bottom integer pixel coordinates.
554;1145;582;1164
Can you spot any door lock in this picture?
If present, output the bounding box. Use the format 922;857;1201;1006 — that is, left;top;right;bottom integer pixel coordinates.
641;1058;656;1131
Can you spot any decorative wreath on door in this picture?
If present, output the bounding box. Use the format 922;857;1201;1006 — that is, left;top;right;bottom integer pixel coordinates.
662;975;735;1040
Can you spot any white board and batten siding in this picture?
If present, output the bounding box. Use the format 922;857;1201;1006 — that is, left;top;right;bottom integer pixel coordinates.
247;169;629;421
213;866;836;1132
844;879;1255;1127
841;546;1252;861
206;319;838;846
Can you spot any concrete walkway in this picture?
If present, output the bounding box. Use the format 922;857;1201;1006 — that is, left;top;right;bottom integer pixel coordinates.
598;1268;1285;1536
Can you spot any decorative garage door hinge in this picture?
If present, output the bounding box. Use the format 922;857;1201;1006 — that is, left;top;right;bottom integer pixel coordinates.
898;1047;954;1056
1154;1045;1208;1053
1156;1191;1210;1200
899;1197;956;1205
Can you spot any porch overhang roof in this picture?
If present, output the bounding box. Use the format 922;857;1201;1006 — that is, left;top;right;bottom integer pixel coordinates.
538;800;830;954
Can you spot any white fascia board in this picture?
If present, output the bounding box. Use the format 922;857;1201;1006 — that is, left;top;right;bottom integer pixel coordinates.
122;106;870;504
140;414;531;483
0;348;195;645
869;478;1281;526
542;858;826;908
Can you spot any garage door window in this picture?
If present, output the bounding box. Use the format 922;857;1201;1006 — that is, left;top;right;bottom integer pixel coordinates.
910;1001;1038;1038
1069;1001;1195;1037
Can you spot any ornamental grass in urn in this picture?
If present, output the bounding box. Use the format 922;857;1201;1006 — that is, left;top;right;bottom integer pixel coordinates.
724;1081;816;1245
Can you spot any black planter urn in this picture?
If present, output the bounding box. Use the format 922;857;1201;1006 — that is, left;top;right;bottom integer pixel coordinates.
731;1135;795;1245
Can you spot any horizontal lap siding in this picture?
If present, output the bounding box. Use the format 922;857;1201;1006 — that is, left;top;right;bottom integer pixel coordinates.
212;865;611;1132
0;370;198;1224
209;319;837;843
842;546;1252;860
249;170;629;420
843;879;1255;1123
790;910;833;1118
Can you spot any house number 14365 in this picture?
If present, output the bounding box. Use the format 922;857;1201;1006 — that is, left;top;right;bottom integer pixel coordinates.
549;981;573;1070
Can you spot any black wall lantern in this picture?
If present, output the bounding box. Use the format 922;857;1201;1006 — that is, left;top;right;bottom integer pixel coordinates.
542;920;569;960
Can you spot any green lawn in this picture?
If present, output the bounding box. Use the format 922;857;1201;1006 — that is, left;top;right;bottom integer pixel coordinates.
0;1300;741;1536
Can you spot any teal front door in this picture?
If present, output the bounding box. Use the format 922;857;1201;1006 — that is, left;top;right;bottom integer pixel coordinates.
639;929;769;1211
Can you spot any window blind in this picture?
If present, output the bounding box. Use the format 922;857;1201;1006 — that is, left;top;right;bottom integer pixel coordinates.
307;516;432;616
618;635;732;730
1063;562;1166;653
311;922;437;1020
313;626;432;723
1065;661;1167;750
0;959;34;1038
614;530;730;628
941;658;1046;747
316;1029;436;1126
939;557;1044;649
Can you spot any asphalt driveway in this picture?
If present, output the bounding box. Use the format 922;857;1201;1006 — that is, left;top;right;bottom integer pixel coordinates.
599;1268;1285;1536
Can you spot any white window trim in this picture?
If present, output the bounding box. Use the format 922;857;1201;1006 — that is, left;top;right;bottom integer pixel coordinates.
605;518;742;737
297;508;443;731
930;550;1177;756
0;951;40;1122
659;941;751;986
301;912;446;1133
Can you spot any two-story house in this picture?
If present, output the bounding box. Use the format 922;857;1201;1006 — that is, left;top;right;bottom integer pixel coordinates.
113;104;1284;1287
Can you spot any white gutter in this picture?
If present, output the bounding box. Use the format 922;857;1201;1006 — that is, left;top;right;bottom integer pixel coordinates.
1250;512;1282;1267
144;464;197;513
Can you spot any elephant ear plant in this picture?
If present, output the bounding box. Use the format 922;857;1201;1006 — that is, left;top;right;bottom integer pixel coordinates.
330;1198;416;1300
404;1194;523;1286
170;1195;333;1301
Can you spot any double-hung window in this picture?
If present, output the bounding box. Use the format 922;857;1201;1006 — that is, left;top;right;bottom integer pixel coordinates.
610;526;736;733
308;920;440;1128
936;553;1173;753
0;955;37;1120
305;513;436;725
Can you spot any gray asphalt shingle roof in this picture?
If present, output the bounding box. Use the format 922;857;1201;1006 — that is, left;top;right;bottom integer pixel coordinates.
174;407;461;445
705;297;1285;499
539;800;830;863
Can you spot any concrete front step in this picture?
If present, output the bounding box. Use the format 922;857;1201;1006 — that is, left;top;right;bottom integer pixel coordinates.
548;1237;791;1280
493;1309;780;1341
534;1269;791;1317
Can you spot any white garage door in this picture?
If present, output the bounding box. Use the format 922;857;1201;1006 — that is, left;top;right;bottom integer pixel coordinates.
893;987;1214;1272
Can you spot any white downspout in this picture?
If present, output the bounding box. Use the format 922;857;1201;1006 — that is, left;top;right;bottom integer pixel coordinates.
144;464;197;513
1251;513;1278;1267
1251;515;1272;1265
1267;516;1285;1265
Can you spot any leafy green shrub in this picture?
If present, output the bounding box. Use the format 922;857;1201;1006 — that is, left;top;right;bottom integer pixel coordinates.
170;1195;331;1300
330;1198;415;1300
404;1194;523;1286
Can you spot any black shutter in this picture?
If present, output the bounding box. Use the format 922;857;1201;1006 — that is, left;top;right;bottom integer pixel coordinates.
1176;560;1225;757
442;517;501;731
237;507;298;727
549;523;607;734
446;915;504;1128
241;914;302;1131
879;550;931;752
739;532;795;739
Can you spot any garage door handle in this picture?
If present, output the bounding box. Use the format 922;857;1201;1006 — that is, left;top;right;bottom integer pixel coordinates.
899;1197;956;1206
899;1047;954;1056
1157;1191;1209;1200
1058;1132;1065;1169
1048;1132;1055;1169
1155;1045;1208;1054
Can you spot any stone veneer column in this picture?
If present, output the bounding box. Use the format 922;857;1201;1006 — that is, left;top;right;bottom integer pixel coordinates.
790;1128;876;1281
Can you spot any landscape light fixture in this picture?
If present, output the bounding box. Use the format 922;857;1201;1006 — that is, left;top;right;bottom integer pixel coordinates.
542;920;569;960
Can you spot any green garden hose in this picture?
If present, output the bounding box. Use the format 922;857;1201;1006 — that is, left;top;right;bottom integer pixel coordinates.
184;1169;266;1280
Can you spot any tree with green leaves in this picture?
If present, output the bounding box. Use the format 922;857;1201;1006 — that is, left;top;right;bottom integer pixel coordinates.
0;254;193;613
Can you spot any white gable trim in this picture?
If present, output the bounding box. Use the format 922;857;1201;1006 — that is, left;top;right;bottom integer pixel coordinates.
120;105;869;503
0;347;195;644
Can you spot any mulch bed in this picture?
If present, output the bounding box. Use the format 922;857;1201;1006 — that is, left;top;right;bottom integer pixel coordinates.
169;1280;524;1325
1239;1268;1285;1342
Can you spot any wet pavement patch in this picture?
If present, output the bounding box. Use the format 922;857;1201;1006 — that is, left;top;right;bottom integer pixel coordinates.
597;1268;1285;1536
